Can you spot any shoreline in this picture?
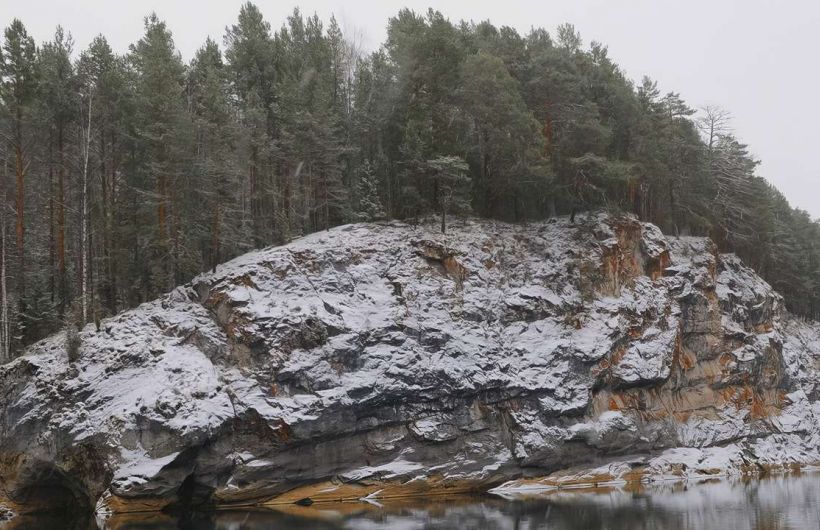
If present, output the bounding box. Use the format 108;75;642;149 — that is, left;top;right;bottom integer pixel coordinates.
90;459;820;518
3;461;819;528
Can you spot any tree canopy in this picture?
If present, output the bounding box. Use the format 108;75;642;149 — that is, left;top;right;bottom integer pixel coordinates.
0;5;819;361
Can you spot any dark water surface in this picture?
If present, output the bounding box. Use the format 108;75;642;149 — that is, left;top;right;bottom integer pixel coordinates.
6;472;820;530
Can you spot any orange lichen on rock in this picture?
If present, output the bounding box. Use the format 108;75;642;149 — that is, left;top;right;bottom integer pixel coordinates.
97;494;173;515
230;273;257;288
610;346;628;366
590;376;783;424
716;384;782;420
647;250;671;281
676;349;696;371
754;322;774;333
670;331;695;371
750;392;767;419
413;240;470;287
591;217;672;296
596;219;645;295
443;255;468;286
272;418;292;442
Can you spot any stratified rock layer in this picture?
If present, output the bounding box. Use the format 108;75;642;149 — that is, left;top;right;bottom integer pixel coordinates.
0;215;818;515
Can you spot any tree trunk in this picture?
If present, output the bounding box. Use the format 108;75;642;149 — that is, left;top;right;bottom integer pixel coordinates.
48;131;55;305
14;141;25;305
250;144;260;246
14;128;26;344
99;127;115;314
57;123;66;314
211;204;221;272
0;192;9;362
171;192;180;287
81;93;93;324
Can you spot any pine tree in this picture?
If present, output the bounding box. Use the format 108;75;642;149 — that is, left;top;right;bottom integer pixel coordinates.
76;35;130;315
188;38;240;269
129;13;190;294
37;27;76;315
427;155;470;234
355;160;385;221
0;19;37;344
459;50;545;219
225;2;275;246
0;6;819;360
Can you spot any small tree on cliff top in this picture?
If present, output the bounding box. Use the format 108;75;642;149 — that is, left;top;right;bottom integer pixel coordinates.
428;155;471;234
355;160;386;222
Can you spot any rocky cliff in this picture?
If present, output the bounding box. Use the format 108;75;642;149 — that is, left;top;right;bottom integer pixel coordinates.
1;215;819;518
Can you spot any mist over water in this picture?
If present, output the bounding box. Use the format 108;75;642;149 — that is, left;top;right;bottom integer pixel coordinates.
6;472;820;530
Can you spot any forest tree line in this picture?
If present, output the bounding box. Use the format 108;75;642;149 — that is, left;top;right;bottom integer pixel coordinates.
1;4;819;360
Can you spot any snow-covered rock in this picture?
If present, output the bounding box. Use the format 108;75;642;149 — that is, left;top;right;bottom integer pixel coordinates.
0;214;818;515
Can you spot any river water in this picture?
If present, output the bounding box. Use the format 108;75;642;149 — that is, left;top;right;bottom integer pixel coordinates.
5;472;820;529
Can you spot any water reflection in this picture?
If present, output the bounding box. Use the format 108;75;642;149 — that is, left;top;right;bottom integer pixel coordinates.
5;472;820;530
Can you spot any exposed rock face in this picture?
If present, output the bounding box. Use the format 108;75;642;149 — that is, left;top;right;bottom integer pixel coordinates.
0;214;819;515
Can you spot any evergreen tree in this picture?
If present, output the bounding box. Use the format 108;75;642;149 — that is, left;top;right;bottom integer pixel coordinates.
355;160;385;221
427;155;470;234
129;13;190;294
188;37;240;270
459;50;545;219
2;4;820;360
0;19;37;344
76;35;132;315
37;27;76;316
225;2;276;245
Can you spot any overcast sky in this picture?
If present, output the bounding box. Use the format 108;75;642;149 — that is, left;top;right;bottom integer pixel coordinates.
2;0;818;217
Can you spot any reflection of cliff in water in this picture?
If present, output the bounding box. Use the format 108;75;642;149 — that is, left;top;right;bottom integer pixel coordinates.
515;473;820;530
7;472;820;530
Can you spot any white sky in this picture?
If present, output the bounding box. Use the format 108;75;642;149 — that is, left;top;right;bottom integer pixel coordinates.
3;0;818;218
